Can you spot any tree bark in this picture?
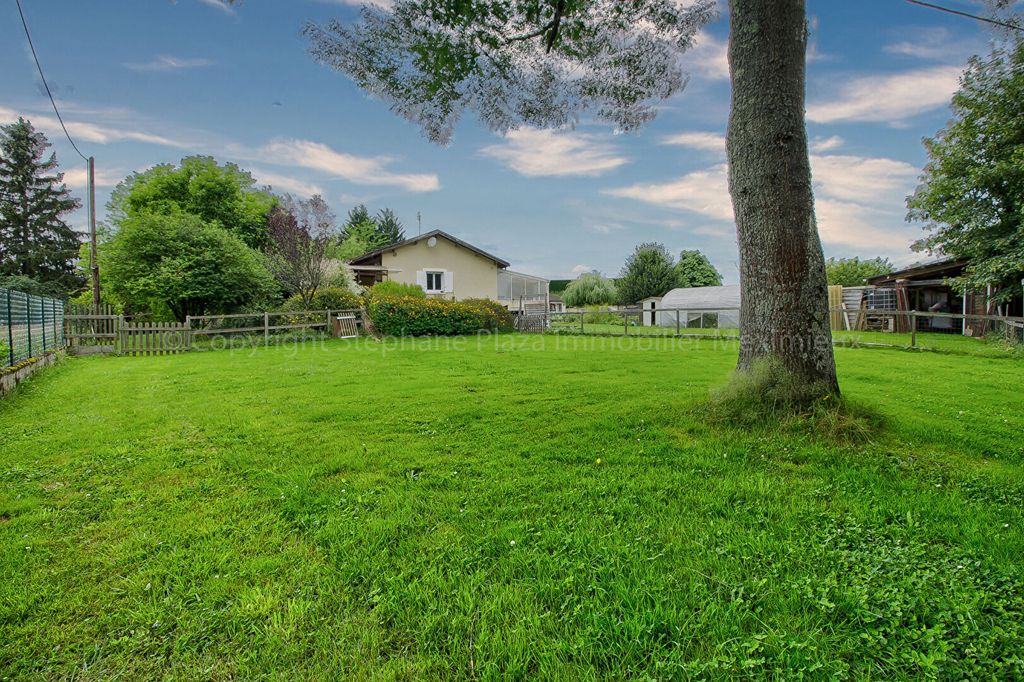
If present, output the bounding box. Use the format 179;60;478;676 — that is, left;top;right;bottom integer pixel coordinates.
726;0;839;397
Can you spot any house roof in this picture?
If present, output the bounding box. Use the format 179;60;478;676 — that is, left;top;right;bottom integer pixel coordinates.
866;257;968;286
348;229;511;269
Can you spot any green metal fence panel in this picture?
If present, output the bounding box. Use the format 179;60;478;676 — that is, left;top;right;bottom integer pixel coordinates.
0;287;65;369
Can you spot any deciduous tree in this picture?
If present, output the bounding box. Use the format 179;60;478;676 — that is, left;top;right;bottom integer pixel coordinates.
562;272;617;307
266;194;338;305
675;250;722;288
618;243;678;304
727;0;838;398
108;156;276;249
907;42;1024;303
308;0;840;402
104;211;277;321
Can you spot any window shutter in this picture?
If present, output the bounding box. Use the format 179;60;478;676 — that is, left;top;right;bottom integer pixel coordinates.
415;270;427;290
444;270;454;294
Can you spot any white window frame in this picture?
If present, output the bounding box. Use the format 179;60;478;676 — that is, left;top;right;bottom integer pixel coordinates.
425;270;444;293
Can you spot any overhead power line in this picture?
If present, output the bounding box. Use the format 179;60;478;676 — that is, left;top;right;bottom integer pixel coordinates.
13;0;90;162
904;0;1024;33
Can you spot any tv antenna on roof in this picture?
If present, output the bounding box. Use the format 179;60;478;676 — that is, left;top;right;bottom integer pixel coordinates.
417;211;422;235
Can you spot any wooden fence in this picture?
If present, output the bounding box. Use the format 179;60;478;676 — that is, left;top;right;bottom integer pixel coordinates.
186;309;361;343
118;321;191;356
64;303;120;348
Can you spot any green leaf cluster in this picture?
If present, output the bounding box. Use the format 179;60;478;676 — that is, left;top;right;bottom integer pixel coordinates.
908;43;1024;301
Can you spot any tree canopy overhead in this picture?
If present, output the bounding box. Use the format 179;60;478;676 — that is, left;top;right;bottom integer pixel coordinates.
305;0;716;144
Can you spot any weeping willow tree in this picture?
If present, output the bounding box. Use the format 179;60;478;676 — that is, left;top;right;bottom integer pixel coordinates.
306;0;839;404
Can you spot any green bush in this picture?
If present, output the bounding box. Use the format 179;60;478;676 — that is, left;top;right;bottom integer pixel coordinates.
368;296;503;336
282;287;362;312
462;298;514;331
367;280;426;299
582;306;623;325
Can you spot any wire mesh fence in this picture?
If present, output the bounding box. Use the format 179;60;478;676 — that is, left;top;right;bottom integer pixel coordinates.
1;287;66;369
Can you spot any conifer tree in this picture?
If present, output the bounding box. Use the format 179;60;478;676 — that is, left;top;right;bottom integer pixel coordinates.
0;117;82;295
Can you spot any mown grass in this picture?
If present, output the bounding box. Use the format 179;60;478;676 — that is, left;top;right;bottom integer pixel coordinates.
2;334;1023;679
552;322;1023;357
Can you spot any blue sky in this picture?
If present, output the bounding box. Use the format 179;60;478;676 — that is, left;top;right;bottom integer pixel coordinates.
0;0;1004;281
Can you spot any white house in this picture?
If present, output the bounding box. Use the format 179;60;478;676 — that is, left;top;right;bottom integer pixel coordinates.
348;229;549;312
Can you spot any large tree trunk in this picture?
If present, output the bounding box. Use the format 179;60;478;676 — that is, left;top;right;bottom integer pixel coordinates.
726;0;839;398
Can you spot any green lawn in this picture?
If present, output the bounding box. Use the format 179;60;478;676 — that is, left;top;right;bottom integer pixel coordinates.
2;335;1023;679
553;321;1023;357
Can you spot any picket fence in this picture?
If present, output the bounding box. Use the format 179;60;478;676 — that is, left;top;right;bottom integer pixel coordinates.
118;321;191;356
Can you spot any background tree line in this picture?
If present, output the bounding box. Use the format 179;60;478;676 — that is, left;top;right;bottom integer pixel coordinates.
0;118;412;320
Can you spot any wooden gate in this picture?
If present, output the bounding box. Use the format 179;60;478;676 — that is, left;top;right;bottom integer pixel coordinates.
64;304;121;354
119;321;191;356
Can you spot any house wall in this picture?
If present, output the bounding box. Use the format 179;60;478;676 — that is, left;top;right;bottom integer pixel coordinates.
381;236;499;300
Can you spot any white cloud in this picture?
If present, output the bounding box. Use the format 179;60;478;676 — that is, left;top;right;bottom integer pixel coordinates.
883;28;959;61
124;55;214;72
660;131;725;154
62;167;124;190
480;128;628;177
569;264;597;276
1;104;440;194
811;154;918;203
605;151;921;251
196;0;236;15
807;66;962;125
604;163;734;221
814;199;914;251
810;135;844;152
684;31;729;80
261;138;440;192
0;105;186;148
590;222;625;234
250;169;324;197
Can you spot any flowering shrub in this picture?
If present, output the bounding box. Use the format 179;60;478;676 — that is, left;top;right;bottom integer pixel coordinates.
368;296;512;336
462;298;515;332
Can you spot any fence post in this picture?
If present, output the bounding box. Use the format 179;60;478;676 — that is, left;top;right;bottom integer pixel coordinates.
911;311;917;348
25;295;32;359
675;309;681;336
264;312;270;346
623;311;628;335
40;297;46;351
6;289;14;367
580;311;584;333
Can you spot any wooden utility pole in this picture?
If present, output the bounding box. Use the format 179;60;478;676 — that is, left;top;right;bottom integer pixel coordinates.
88;156;100;307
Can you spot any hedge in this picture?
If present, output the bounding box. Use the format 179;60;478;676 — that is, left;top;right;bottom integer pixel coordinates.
368;296;514;336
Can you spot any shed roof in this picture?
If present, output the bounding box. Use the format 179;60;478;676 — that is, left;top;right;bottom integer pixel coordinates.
866;257;967;286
